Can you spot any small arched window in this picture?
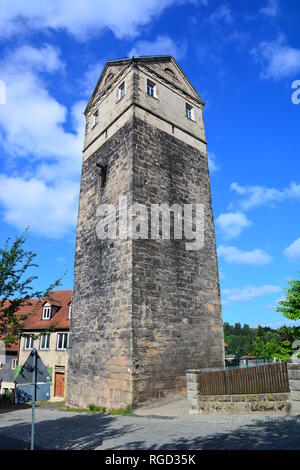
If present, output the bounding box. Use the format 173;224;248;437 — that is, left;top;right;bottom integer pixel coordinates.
105;73;114;84
164;68;175;78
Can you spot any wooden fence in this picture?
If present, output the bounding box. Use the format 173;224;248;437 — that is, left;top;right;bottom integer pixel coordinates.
198;362;290;395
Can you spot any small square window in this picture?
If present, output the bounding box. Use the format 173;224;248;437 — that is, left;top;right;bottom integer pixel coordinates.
57;333;68;350
147;80;156;97
92;110;99;126
40;334;50;350
186;103;194;120
118;81;125;100
25;336;34;350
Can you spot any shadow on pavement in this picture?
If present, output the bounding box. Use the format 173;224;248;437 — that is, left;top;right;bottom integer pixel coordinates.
0;413;137;450
122;415;300;450
0;412;299;450
0;404;29;415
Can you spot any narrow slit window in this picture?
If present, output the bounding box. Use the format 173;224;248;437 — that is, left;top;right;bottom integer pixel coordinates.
97;164;107;188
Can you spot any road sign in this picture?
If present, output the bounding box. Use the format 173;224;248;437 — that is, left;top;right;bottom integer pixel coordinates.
16;383;50;404
15;349;51;384
15;348;51;450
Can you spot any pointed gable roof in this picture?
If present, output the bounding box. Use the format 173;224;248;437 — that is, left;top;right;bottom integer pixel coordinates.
85;55;204;114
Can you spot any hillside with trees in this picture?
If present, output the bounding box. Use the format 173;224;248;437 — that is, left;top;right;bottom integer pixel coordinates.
223;323;300;361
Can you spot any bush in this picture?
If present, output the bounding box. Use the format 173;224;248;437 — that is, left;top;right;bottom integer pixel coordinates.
88;403;105;413
0;391;13;405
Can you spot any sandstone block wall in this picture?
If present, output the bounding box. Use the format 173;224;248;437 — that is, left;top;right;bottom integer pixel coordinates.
287;360;300;415
131;118;224;404
67;120;134;409
67;101;224;408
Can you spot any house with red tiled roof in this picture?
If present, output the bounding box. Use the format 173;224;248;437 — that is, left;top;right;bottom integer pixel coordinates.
18;290;72;400
0;340;19;395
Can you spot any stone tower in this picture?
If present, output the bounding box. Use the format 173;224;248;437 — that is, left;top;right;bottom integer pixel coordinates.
67;56;225;409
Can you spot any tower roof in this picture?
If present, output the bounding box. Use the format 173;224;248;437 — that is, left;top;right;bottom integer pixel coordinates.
85;55;204;114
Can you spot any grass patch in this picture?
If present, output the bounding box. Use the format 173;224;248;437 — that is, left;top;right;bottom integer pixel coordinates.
107;406;132;415
88;403;106;413
62;405;91;413
60;403;105;414
59;403;132;415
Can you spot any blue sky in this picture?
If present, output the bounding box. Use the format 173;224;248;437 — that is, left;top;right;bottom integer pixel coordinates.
0;0;299;328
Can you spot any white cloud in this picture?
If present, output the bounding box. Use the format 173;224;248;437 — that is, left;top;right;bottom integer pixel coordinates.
0;44;84;163
0;175;78;238
222;284;282;304
3;44;64;73
231;181;300;210
128;35;187;60
260;0;279;18
252;34;300;79
207;152;220;174
0;0;194;40
0;45;85;238
216;212;251;240
208;4;233;24
218;245;272;265
284;238;300;262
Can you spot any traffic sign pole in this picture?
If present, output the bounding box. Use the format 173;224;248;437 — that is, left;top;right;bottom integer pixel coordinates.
31;348;37;451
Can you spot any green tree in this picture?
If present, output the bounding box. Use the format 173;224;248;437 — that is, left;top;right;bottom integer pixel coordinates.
275;278;300;321
223;322;256;356
0;229;62;345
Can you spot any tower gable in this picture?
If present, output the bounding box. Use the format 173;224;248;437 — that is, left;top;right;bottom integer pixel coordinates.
85;56;204;116
137;57;203;104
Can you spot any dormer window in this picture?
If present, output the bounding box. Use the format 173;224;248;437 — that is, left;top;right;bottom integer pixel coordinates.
92;110;99;127
147;79;156;98
186;103;194;120
42;303;51;320
118;81;125;100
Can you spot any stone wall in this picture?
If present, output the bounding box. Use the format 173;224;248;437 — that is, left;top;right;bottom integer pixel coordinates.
131;118;224;405
67;114;225;409
67;119;135;409
287;360;300;415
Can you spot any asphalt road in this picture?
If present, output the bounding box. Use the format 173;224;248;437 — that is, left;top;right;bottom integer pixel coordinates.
0;398;299;450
